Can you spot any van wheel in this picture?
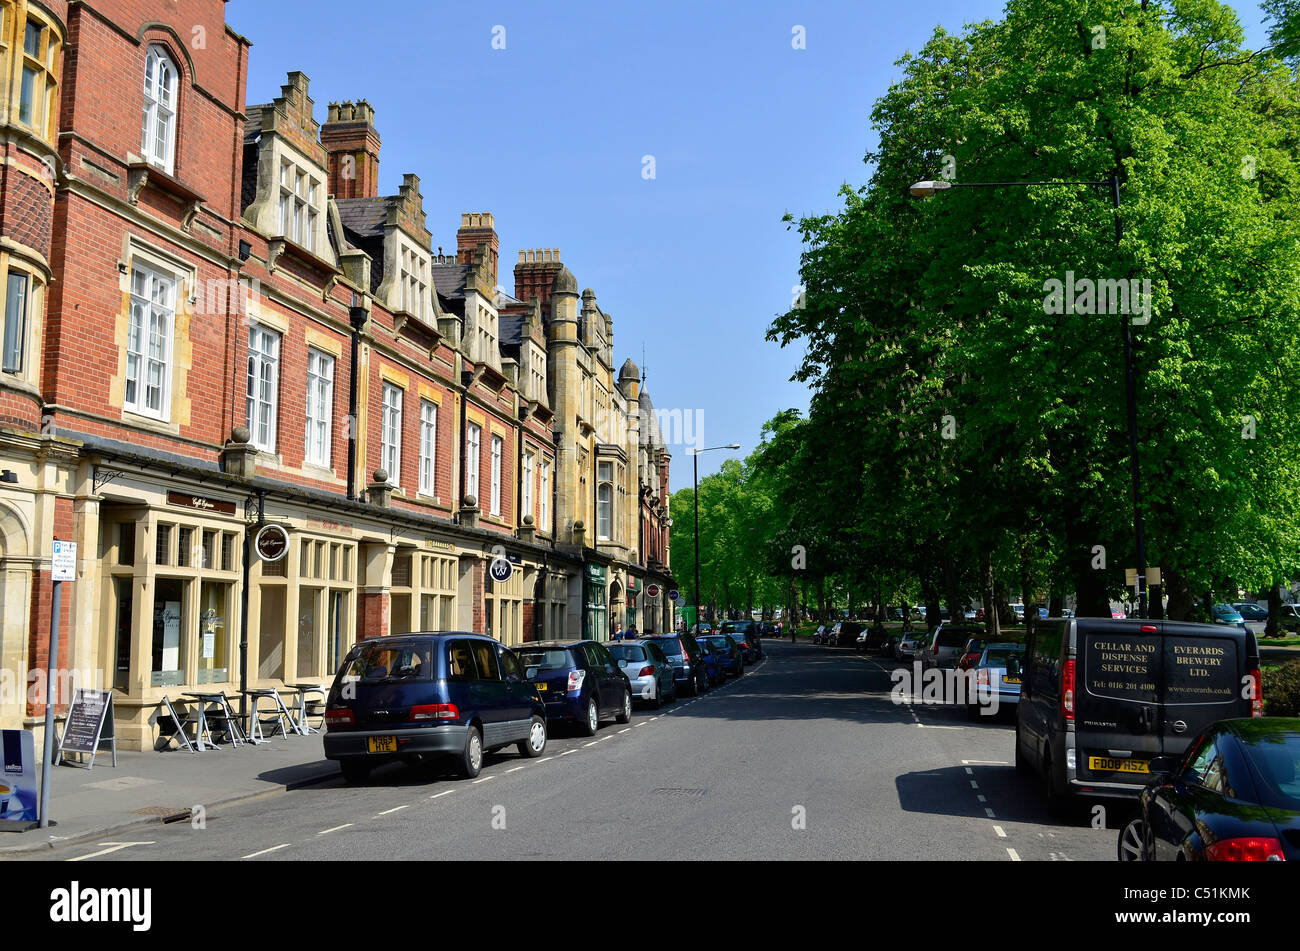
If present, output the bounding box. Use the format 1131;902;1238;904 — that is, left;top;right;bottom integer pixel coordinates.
517;715;547;758
459;725;483;779
1044;753;1068;817
1014;727;1031;775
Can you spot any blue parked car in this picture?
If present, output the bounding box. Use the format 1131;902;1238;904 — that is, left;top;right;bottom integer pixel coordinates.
516;641;633;736
1211;604;1248;630
324;633;547;783
694;637;722;686
641;634;709;696
700;634;744;679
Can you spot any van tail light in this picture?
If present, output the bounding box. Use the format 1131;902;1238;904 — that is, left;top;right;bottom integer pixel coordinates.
1205;837;1285;861
567;670;586;692
324;707;354;726
412;703;459;721
1249;668;1263;717
638;665;655;677
1062;659;1076;722
977;669;990;686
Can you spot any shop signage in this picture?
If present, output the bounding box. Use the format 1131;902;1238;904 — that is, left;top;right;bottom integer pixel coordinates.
58;689;116;769
255;523;290;562
167;491;236;516
489;557;514;583
586;564;607;585
0;730;37;822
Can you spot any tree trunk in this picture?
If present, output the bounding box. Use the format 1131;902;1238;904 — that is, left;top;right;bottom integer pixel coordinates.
1163;567;1195;621
1267;581;1282;637
943;552;962;625
981;550;999;638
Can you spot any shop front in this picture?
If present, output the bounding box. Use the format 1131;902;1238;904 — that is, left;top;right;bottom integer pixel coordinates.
584;562;607;642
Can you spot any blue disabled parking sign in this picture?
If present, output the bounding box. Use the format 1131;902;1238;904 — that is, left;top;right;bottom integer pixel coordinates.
668;589;679;602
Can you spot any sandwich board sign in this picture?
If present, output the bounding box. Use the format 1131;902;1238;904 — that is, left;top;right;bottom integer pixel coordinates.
0;730;37;825
58;688;116;769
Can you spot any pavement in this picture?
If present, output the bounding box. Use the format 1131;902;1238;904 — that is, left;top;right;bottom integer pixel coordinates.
0;730;337;855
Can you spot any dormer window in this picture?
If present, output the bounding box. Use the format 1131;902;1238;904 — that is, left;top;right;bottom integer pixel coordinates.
279;158;320;249
142;46;177;173
399;243;430;320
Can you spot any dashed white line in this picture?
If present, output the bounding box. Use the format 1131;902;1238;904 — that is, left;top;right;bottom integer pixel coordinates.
969;780;979;789
535;757;554;764
977;795;987;803
583;741;600;748
618;728;631;734
984;808;996;818
993;825;1007;838
961;759;1009;765
964;767;973;775
506;765;527;773
1007;848;1021;861
318;824;353;836
243;843;292;859
471;775;495;784
430;790;455;799
374;805;410;816
68;841;155;862
560;749;578;755
635;722;647;728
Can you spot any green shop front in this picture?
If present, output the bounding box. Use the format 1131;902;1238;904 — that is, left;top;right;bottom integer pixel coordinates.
584;562;607;641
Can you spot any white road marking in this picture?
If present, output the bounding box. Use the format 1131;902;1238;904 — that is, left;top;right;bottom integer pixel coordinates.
535;757;554;764
318;824;353;835
916;724;963;730
374;805;409;816
471;775;495;784
961;759;1009;765
969;780;979;789
430;790;455;799
977;795;987;803
243;843;292;859
506;766;527;773
964;767;973;775
993;825;1007;838
618;728;631;734
635;722;647;728
984;808;996;818
584;741;600;747
68;841;155;862
1007;848;1021;861
561;749;578;755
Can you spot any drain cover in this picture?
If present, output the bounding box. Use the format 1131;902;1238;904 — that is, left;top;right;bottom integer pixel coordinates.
131;806;191;820
651;787;707;797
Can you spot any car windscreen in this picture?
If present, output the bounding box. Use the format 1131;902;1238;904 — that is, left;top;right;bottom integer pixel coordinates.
982;648;1025;670
1245;732;1300;810
937;630;973;647
607;645;646;663
339;639;435;681
648;638;683;656
517;649;572;670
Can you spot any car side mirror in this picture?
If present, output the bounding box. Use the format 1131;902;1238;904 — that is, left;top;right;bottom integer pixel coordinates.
1148;755;1178;779
618;659;628;668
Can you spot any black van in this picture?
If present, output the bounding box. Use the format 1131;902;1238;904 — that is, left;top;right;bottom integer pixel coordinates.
1016;617;1261;808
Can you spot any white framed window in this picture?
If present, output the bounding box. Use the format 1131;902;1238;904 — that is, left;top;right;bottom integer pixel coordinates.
400;244;431;321
125;263;176;420
540;461;550;532
490;435;503;516
245;325;280;450
279;158;320;249
419;401;437;496
3;271;28;374
142;45;177;173
521;452;534;525
305;349;334;467
597;460;613;540
466;423;481;502
381;383;402;485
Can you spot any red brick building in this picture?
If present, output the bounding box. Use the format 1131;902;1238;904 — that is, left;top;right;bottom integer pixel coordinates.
0;0;673;750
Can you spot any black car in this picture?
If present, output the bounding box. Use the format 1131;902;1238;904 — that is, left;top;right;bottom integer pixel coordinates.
642;633;710;696
1017;617;1261;812
718;620;761;662
324;633;548;782
1119;718;1300;861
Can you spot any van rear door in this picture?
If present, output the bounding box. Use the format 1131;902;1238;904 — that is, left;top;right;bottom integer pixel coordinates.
1160;625;1252;758
1075;623;1162;788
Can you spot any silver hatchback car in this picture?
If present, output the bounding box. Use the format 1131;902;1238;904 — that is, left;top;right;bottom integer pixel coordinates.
608;639;676;709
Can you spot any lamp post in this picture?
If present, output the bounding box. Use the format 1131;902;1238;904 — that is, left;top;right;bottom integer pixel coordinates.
690;444;741;631
910;171;1148;617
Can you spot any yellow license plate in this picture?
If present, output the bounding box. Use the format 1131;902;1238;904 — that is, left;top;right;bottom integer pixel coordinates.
367;736;397;754
1003;676;1021;684
1089;756;1148;774
536;683;547;691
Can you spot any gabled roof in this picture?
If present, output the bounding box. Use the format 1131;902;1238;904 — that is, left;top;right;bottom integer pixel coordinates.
335;196;390;239
430;261;470;301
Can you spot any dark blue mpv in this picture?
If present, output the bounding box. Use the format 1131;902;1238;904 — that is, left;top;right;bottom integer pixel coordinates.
516;640;633;736
323;633;547;783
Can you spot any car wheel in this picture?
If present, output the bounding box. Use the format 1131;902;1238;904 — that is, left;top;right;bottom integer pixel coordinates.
459;725;483;779
650;683;662;709
579;696;600;736
517;715;547;758
340;759;371;784
1117;816;1147;861
616;690;632;724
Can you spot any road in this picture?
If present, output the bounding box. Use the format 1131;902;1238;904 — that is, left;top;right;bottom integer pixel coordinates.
25;640;1117;862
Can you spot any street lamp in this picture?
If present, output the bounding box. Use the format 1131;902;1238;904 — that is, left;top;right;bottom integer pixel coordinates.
910;171;1149;618
689;444;741;631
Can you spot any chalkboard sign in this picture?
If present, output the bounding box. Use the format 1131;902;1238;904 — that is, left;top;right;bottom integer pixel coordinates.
58;689;116;769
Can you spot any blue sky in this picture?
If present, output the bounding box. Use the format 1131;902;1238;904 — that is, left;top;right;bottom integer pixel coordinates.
228;0;1270;481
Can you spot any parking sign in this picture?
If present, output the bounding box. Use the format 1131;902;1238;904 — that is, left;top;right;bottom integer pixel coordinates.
51;540;76;581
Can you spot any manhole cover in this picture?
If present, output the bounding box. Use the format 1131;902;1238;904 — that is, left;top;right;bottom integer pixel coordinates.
131;806;191;819
651;787;707;797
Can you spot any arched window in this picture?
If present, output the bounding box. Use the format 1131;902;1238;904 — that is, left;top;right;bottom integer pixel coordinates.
142;46;177;173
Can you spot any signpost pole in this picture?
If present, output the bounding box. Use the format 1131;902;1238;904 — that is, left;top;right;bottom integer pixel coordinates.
38;580;61;829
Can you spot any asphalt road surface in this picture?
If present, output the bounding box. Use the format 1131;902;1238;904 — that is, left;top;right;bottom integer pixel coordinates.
26;640;1118;862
